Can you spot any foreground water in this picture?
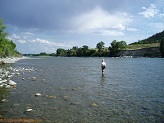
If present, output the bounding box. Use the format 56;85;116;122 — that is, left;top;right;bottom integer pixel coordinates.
0;57;164;123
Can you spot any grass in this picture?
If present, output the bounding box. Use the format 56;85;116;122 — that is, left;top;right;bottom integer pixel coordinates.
124;43;160;50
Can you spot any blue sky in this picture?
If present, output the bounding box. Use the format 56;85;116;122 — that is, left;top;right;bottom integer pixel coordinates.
0;0;164;54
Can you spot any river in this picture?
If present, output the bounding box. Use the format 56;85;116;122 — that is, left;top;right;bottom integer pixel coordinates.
0;57;164;123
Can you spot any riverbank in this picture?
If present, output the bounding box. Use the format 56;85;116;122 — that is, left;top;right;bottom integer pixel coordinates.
0;57;29;64
0;56;36;88
116;47;161;58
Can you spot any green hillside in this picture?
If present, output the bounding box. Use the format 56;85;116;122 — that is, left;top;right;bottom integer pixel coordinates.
125;43;160;50
130;30;164;45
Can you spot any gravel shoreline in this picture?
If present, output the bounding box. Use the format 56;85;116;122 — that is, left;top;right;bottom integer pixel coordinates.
0;57;28;64
0;56;30;89
0;67;35;87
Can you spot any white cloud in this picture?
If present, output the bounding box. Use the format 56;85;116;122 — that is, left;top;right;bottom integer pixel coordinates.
93;30;124;36
7;34;27;44
159;9;164;19
17;40;26;44
139;4;159;18
70;6;132;36
160;13;164;17
20;32;35;36
7;32;36;43
31;38;71;48
12;34;21;40
7;33;72;54
31;38;50;44
8;33;71;48
127;28;138;32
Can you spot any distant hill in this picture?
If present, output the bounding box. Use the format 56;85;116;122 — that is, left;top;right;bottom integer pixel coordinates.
117;30;164;57
130;30;164;45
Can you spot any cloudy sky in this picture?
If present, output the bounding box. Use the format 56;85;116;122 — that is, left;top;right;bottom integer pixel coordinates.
0;0;164;54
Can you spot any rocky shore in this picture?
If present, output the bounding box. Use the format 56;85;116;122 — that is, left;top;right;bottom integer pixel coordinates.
0;66;35;89
0;57;30;89
0;57;25;64
0;57;40;114
0;57;27;88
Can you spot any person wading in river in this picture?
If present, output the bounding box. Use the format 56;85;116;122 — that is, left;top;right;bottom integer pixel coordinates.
101;59;106;74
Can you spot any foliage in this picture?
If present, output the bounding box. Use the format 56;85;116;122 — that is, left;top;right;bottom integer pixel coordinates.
0;19;8;38
116;41;127;49
96;41;105;56
130;30;164;45
55;42;108;57
0;18;20;57
39;52;48;56
56;48;67;56
27;30;163;57
160;39;164;57
108;40;127;56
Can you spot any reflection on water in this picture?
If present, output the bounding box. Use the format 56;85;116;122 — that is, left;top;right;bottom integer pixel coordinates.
100;74;106;85
0;57;164;123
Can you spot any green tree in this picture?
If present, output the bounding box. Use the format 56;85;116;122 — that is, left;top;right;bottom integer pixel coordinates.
66;46;79;57
89;49;97;56
76;45;90;56
39;52;47;56
116;41;127;50
0;18;19;57
5;47;11;57
76;48;82;57
130;30;164;45
109;40;127;57
96;41;105;56
67;49;77;57
82;45;90;56
109;40;118;56
56;48;66;56
0;19;8;41
111;40;117;49
71;46;78;51
160;38;164;57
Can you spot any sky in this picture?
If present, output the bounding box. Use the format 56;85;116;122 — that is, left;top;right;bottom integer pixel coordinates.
0;0;164;54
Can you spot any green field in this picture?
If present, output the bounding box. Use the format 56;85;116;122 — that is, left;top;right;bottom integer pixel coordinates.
125;43;160;50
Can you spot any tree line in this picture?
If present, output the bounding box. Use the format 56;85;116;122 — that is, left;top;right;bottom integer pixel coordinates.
160;39;164;57
130;30;164;45
35;38;163;58
129;30;164;57
0;18;20;57
55;40;127;57
55;30;164;57
31;38;164;58
34;40;127;57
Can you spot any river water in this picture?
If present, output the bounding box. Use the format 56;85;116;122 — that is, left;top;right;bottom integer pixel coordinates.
0;57;164;123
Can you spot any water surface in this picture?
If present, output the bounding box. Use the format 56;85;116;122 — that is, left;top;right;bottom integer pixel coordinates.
0;57;164;123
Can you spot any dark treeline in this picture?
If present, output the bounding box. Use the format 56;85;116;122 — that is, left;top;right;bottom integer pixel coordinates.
130;30;164;57
160;39;164;57
25;30;164;57
130;30;164;45
29;40;164;58
0;18;20;57
56;40;127;57
55;30;164;57
31;40;127;57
